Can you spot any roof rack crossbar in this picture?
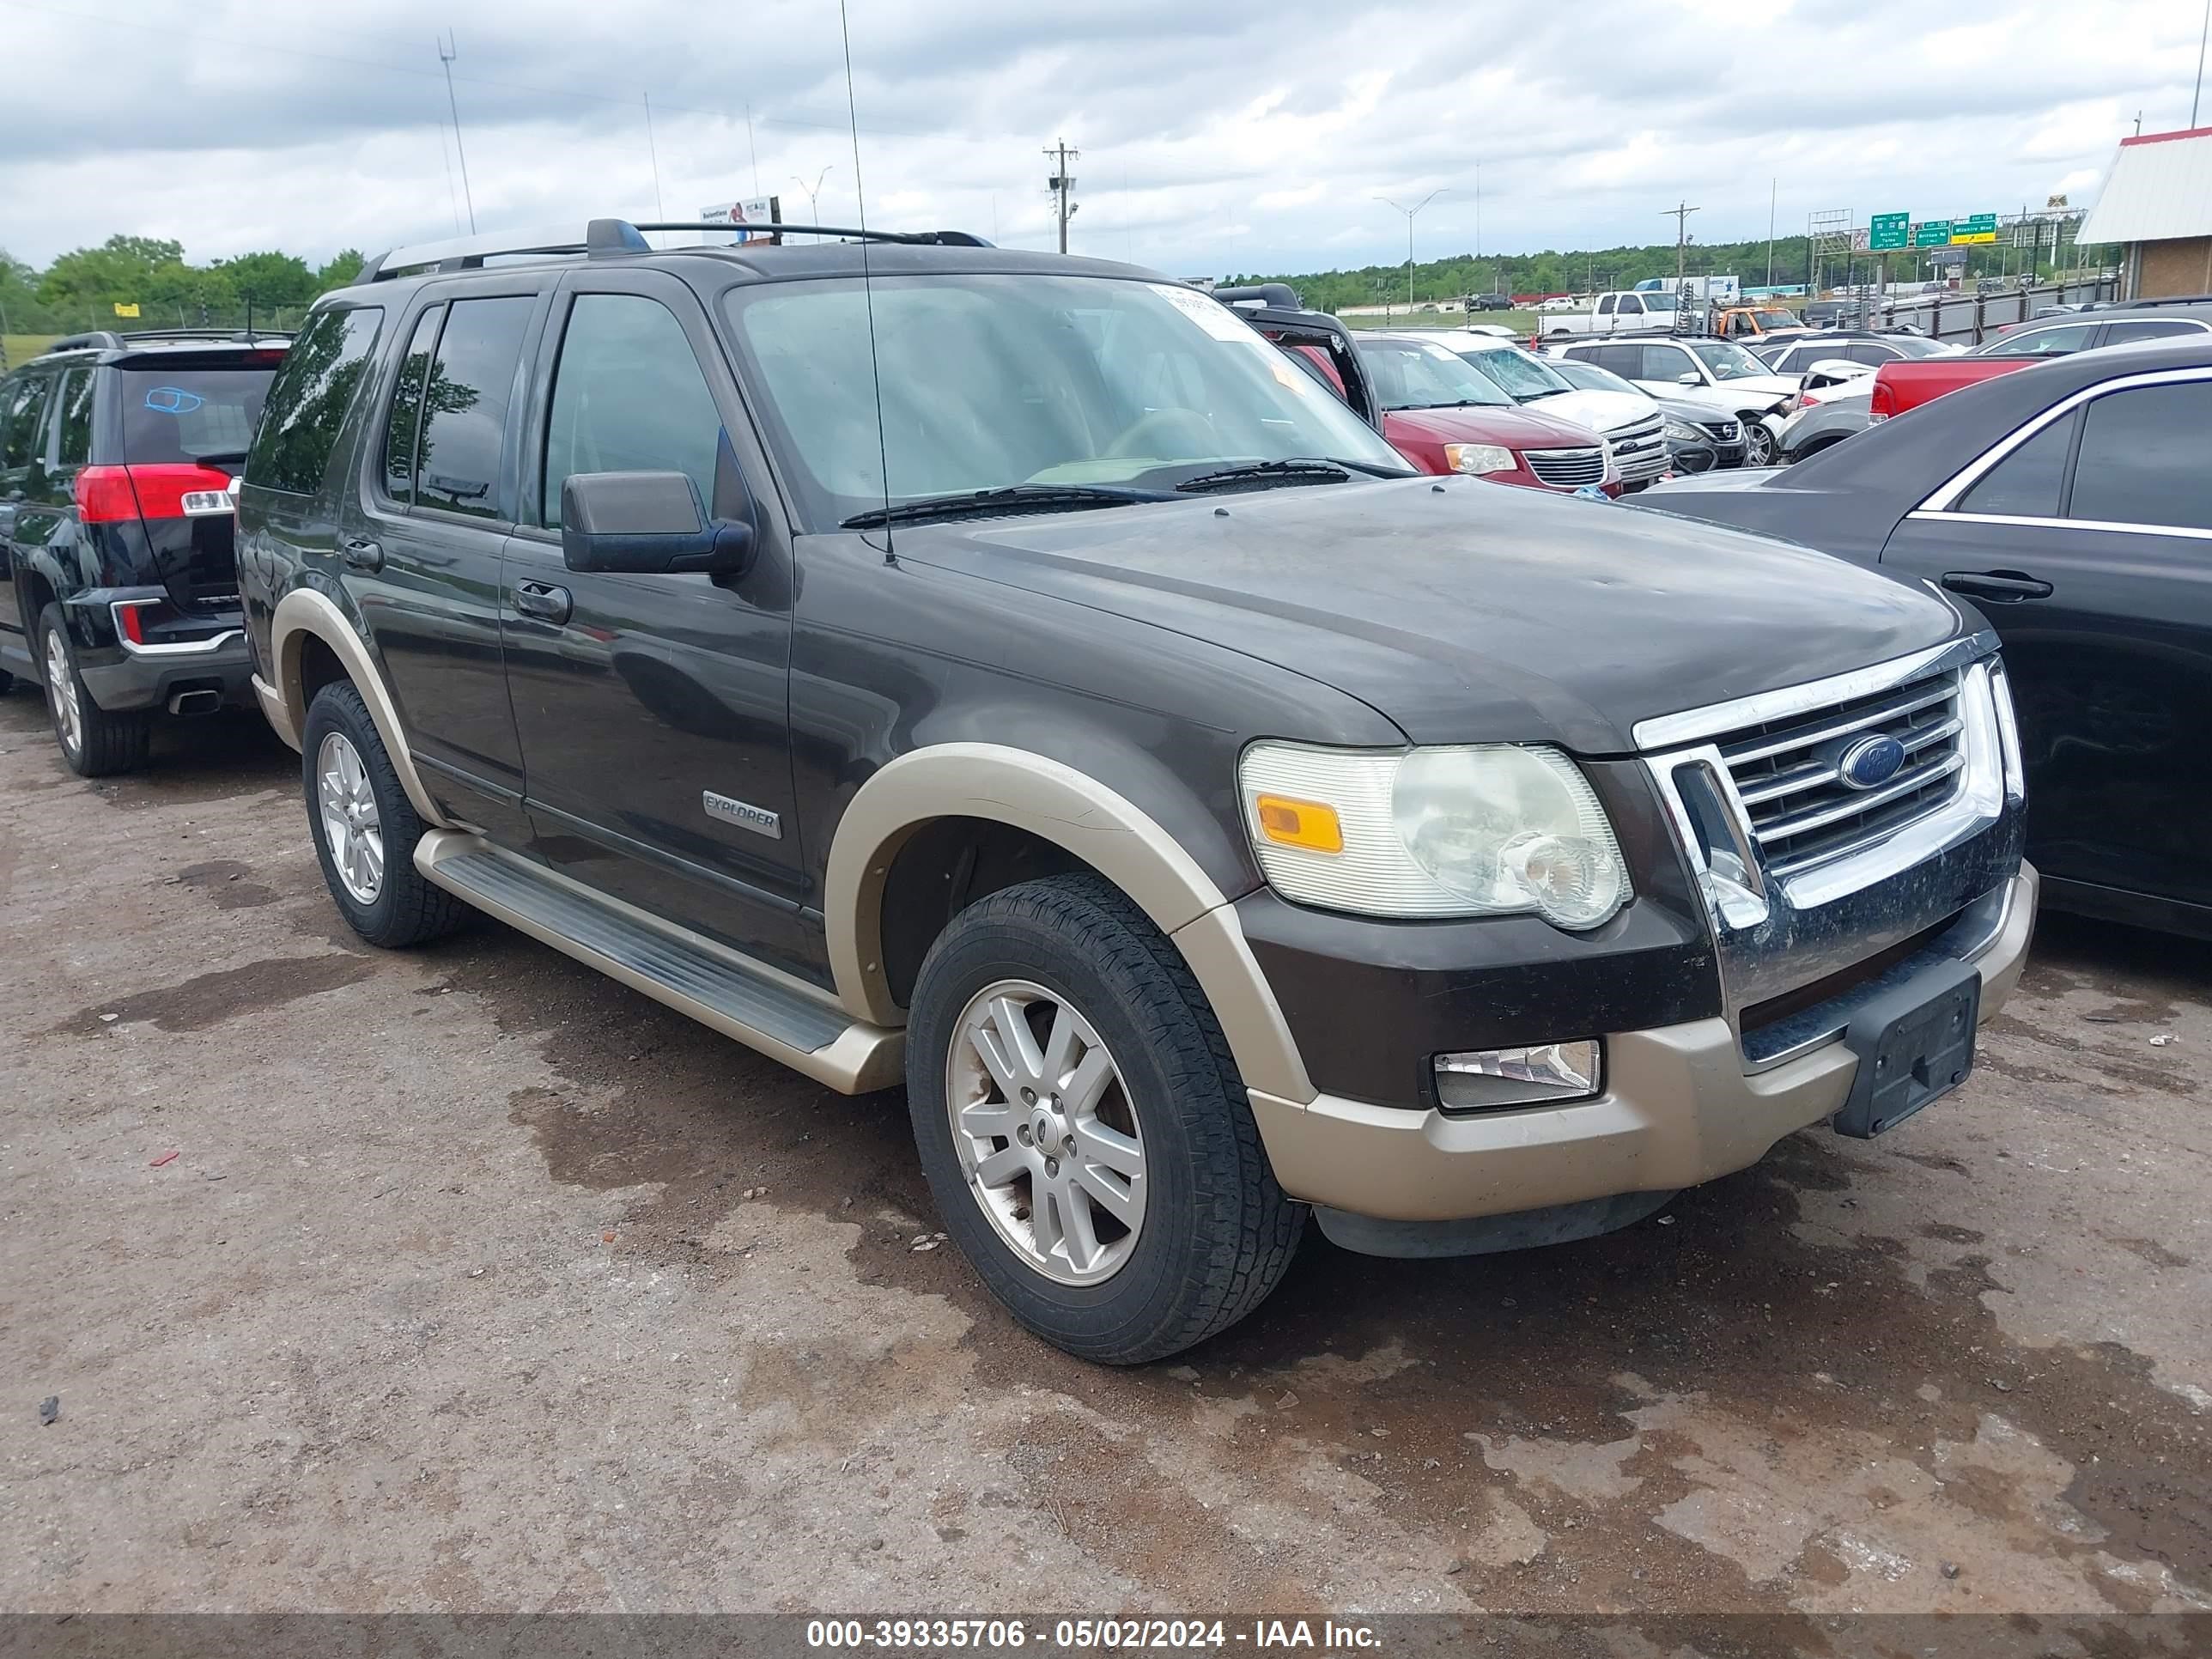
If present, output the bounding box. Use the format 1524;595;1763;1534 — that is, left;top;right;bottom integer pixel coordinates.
48;331;126;352
356;216;994;281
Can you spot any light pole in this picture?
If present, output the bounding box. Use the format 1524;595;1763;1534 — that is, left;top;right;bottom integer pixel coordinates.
792;167;835;232
1376;189;1449;311
2195;0;2210;126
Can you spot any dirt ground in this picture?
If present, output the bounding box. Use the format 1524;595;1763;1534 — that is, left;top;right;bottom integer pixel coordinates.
3;688;2208;1620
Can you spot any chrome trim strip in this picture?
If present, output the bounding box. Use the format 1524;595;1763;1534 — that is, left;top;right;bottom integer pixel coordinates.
110;602;242;658
1632;633;1996;751
1905;508;2212;543
1720;680;1956;767
1915;363;2212;514
1753;751;1963;845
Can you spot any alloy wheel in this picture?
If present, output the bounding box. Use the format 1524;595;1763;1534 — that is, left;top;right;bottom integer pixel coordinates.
44;628;82;757
316;732;385;904
945;979;1147;1286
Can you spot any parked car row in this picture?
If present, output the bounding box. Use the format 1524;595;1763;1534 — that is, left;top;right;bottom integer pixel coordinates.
0;219;2057;1367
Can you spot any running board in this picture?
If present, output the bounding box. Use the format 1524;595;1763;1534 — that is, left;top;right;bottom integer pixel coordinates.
414;830;903;1093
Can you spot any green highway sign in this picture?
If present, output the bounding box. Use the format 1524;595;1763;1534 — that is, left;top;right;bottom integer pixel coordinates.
1952;213;1998;245
1870;212;1910;252
1913;219;1954;248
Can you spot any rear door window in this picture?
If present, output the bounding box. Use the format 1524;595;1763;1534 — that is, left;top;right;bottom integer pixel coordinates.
1639;345;1691;382
411;295;534;520
542;294;722;527
2;374;54;468
1958;412;2077;519
119;363;276;464
2067;381;2212;532
246;307;382;495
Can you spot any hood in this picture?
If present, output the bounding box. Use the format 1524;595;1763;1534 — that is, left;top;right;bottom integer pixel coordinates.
1706;374;1802;403
1383;401;1601;448
892;475;1966;755
1652;395;1737;428
1521;388;1654;435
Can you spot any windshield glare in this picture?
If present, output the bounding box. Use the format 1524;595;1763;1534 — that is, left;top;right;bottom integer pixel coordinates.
1552;358;1645;398
1449;343;1570;400
1691;342;1771;380
722;274;1409;527
1355;337;1516;411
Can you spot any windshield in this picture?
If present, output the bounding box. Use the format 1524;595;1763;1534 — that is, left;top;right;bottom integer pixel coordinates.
1354;337;1517;411
1451;344;1571;400
721;273;1409;528
1890;336;1954;358
1689;342;1773;381
1747;310;1799;330
1549;358;1648;398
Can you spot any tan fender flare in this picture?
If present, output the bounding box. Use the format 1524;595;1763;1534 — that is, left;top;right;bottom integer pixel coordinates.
823;743;1315;1104
264;586;448;827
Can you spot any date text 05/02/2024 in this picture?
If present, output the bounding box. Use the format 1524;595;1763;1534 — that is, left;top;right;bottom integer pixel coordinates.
804;1619;1384;1650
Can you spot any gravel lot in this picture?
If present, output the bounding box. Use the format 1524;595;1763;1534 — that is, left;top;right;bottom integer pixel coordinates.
3;686;2208;1618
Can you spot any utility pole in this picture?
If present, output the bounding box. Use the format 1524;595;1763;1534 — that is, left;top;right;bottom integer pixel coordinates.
1376;189;1449;310
1766;179;1777;287
1663;201;1699;284
437;31;475;234
1044;140;1079;254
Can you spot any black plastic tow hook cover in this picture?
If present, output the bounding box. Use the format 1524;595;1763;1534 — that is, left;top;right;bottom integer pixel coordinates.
1834;957;1982;1139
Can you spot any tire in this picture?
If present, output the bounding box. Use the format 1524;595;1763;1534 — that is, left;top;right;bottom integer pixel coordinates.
906;872;1304;1364
37;603;150;777
1742;417;1779;467
301;679;466;949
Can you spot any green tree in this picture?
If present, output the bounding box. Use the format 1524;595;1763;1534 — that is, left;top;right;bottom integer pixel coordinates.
37;234;185;307
316;250;368;292
213;250;315;307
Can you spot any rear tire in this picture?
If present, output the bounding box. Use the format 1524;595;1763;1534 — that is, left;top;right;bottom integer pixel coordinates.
38;603;150;777
906;872;1305;1364
301;679;467;949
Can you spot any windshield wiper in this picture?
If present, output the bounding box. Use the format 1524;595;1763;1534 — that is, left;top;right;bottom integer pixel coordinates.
1174;459;1355;493
838;483;1172;530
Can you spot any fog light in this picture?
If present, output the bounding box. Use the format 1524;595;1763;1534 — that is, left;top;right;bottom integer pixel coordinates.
1435;1041;1601;1110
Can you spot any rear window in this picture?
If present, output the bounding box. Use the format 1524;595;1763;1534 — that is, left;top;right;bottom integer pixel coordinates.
120;362;278;465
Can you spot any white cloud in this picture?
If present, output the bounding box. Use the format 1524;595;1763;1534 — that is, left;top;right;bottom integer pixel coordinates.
2;0;2203;277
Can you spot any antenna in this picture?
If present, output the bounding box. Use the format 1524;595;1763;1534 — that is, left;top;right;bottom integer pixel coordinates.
839;0;893;557
437;31;477;234
643;92;665;222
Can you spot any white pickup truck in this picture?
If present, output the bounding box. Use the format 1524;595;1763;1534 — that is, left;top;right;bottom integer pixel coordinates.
1539;289;1686;339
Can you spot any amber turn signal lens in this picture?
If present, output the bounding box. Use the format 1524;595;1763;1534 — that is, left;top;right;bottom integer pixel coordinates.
1253;794;1344;854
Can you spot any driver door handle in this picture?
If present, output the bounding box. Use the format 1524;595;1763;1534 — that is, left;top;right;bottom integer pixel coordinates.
340;537;384;573
1940;569;2053;603
513;580;572;625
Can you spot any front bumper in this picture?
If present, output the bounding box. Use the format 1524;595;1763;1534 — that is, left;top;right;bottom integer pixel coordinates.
1249;865;2035;1230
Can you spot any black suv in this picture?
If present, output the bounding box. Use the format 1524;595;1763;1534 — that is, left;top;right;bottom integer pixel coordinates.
1;330;288;773
240;218;2034;1363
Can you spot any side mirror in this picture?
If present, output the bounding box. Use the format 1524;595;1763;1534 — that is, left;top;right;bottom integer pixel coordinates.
561;471;754;576
1677;371;1701;386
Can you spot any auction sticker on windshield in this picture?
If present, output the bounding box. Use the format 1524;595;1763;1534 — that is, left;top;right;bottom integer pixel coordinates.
1148;283;1267;343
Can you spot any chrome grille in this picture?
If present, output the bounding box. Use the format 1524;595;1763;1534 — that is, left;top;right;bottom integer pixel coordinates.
1524;447;1607;489
1602;415;1668;483
1716;669;1967;880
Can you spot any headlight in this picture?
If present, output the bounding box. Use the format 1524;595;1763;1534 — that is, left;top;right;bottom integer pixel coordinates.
1662;417;1705;442
1443;442;1516;476
1238;742;1629;928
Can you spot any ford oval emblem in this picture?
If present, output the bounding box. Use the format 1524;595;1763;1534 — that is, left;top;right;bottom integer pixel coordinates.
1838;733;1908;791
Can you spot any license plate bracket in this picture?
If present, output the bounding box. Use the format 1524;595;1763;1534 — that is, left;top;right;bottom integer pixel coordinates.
1833;957;1981;1139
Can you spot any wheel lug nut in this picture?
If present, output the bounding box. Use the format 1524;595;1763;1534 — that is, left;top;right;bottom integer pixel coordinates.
1062;1135;1076;1155
1020;1088;1036;1105
1044;1158;1060;1178
1017;1126;1032;1145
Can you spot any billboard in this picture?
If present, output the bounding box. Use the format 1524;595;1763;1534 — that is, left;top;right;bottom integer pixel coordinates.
700;196;781;245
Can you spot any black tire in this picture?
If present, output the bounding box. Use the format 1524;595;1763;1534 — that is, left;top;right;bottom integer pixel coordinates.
301;679;467;949
37;603;149;777
907;872;1304;1364
1742;417;1779;466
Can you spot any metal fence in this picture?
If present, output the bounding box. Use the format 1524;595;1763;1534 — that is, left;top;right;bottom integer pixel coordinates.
1863;277;2119;346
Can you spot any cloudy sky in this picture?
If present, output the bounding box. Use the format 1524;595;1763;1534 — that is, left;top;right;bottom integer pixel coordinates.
4;0;2205;277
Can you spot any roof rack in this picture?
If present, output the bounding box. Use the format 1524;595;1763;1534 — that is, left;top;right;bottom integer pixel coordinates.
357;216;994;283
1212;283;1305;309
119;326;291;343
48;331;125;352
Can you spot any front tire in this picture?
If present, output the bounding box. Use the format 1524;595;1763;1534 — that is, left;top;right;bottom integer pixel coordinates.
301;680;466;948
1742;417;1779;466
907;873;1304;1364
38;603;149;777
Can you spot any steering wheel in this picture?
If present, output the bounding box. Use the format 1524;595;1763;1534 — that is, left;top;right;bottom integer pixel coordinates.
1104;407;1218;460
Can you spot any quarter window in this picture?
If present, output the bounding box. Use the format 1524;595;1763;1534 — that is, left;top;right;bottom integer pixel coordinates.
542;295;722;528
2100;319;2209;346
412;295;534;520
1958;412;2077;519
246;306;384;495
54;369;95;467
2068;382;2212;532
